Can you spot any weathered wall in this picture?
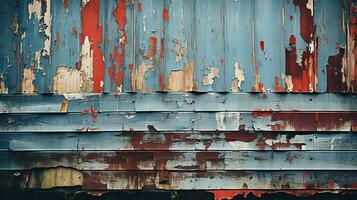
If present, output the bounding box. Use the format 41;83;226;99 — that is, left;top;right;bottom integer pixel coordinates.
0;0;356;94
0;0;357;200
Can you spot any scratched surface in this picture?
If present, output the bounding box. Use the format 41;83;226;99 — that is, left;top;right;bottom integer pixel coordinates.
0;0;357;199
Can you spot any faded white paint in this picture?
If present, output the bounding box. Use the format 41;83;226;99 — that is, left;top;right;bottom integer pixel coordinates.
230;61;245;92
34;50;42;70
202;66;219;85
285;75;293;92
28;0;42;20
80;36;94;92
306;0;313;16
42;0;52;56
53;66;81;94
216;112;240;131
81;0;91;7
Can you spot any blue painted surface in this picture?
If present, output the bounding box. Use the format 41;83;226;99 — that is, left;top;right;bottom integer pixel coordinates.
0;0;356;192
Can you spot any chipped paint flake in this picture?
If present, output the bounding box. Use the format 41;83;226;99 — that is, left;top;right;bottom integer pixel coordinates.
81;0;90;7
167;61;195;92
285;75;293;92
230;61;245;92
22;68;36;94
136;62;154;93
53;66;81;94
172;39;188;63
42;0;52;56
26;167;83;189
0;73;8;94
202;66;219;85
28;0;42;20
306;0;313;16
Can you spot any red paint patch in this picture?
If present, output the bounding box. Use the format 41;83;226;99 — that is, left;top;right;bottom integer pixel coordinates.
149;36;158;59
293;0;314;44
159;74;165;91
137;2;142;12
224;132;257;143
160;37;165;58
285;34;317;92
259;40;265;52
162;8;169;21
274;76;285;92
63;0;68;9
108;0;127;91
326;48;347;92
81;0;105;93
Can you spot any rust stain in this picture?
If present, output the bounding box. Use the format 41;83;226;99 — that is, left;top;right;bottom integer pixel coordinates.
167;61;195;91
22;68;36;94
285;34;317;92
60;99;69;113
326;48;347;92
274;76;285;92
81;0;105;93
285;0;317;93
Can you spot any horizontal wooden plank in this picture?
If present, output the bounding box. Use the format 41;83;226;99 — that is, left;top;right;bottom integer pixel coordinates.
81;170;357;190
1;132;356;151
1;112;356;132
1;93;357;113
1;151;357;171
1;170;357;190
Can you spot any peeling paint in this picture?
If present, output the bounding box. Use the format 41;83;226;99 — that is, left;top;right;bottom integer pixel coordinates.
26;167;83;189
172;39;188;63
60;99;69;113
81;0;105;93
0;73;8;94
22;68;36;94
80;36;94;92
216;112;240;130
53;66;81;94
202;66;219;85
136;62;154;93
347;0;357;92
167;61;194;91
28;0;41;20
230;61;245;92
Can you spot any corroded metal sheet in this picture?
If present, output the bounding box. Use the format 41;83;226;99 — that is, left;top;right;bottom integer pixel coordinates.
0;0;357;198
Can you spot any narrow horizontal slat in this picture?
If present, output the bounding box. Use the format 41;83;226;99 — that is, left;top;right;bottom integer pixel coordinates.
1;151;357;171
1;93;357;113
1;112;356;132
81;170;357;190
1;170;356;190
1;132;356;151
